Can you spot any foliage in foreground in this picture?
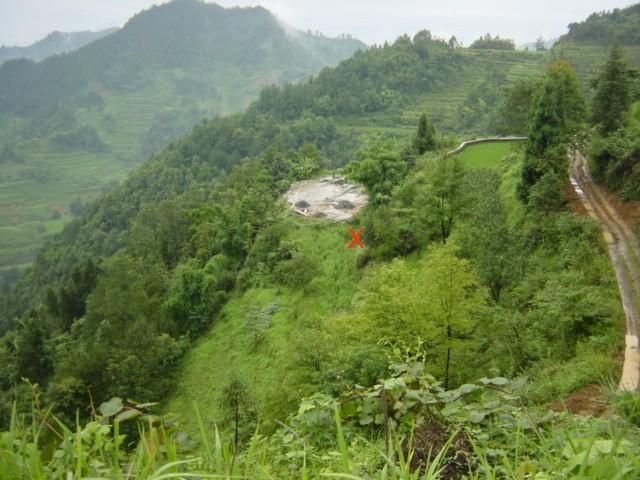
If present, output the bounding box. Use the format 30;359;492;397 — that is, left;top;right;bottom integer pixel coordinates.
2;361;640;479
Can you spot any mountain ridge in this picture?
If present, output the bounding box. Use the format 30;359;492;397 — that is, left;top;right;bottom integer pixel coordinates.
0;28;118;65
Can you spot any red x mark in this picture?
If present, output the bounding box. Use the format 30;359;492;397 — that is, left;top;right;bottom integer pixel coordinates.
347;227;364;249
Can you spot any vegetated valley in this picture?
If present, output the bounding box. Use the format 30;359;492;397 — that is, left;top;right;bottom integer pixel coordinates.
0;0;363;275
1;1;640;478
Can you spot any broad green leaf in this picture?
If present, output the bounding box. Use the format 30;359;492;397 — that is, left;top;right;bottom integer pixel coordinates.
99;397;123;417
115;409;141;423
457;383;479;394
469;411;487;423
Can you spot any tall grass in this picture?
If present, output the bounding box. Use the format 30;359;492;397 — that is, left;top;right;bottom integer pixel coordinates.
2;390;640;479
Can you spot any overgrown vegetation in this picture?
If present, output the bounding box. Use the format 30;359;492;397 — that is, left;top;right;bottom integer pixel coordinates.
589;45;640;199
3;361;639;479
1;2;639;477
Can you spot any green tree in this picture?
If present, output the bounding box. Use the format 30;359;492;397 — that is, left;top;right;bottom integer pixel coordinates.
129;199;191;270
221;375;256;451
470;34;515;50
274;252;320;291
527;170;567;212
531;271;609;360
591;44;632;134
165;255;235;338
412;113;436;154
14;311;54;384
422;244;488;388
416;156;466;244
51;253;183;407
527;61;585;158
455;170;518;302
331;243;487;387
349;141;407;204
519;60;586;201
55;259;101;330
496;78;540;134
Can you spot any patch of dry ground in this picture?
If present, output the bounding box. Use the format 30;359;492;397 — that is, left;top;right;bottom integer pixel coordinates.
550;384;610;417
284;176;368;221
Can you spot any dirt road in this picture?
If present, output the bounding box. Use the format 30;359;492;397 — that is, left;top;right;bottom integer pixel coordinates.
569;148;640;391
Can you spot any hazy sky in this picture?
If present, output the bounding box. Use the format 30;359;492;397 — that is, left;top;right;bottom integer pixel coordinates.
0;0;635;47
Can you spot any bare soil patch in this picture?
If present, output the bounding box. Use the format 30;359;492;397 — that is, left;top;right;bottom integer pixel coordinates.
550;384;609;417
284;176;368;221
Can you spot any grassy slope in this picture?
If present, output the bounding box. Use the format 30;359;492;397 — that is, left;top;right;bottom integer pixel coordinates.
168;218;364;432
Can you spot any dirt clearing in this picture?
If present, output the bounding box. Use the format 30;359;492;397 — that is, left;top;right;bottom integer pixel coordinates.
284;176;368;221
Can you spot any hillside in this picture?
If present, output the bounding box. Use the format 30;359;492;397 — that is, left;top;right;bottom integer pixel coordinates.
1;3;640;476
0;0;364;273
551;3;640;87
559;3;640;45
0;33;544;325
0;28;118;65
0;24;625;397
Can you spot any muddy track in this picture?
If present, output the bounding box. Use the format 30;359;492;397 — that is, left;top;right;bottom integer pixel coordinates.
569;148;640;391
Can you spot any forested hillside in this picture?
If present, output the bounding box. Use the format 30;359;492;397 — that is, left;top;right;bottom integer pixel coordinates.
550;3;640;91
561;3;640;45
1;3;640;478
0;0;364;273
0;28;118;65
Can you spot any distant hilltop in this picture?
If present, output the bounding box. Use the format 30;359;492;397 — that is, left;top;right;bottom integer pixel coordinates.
0;28;118;65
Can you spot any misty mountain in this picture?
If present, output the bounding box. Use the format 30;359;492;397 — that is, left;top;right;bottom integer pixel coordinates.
0;28;118;66
0;0;365;117
0;0;365;272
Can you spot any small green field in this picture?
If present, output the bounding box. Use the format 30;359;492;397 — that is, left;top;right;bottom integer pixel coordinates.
455;140;522;169
455;140;525;224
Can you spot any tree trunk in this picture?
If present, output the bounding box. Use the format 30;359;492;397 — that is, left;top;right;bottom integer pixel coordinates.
445;324;452;389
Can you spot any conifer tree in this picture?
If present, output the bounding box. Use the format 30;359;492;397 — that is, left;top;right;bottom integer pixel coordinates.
519;60;585;201
592;44;632;134
413;113;436;155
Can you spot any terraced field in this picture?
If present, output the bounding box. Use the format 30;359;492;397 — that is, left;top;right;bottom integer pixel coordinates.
338;48;546;143
0;72;226;273
554;41;640;89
